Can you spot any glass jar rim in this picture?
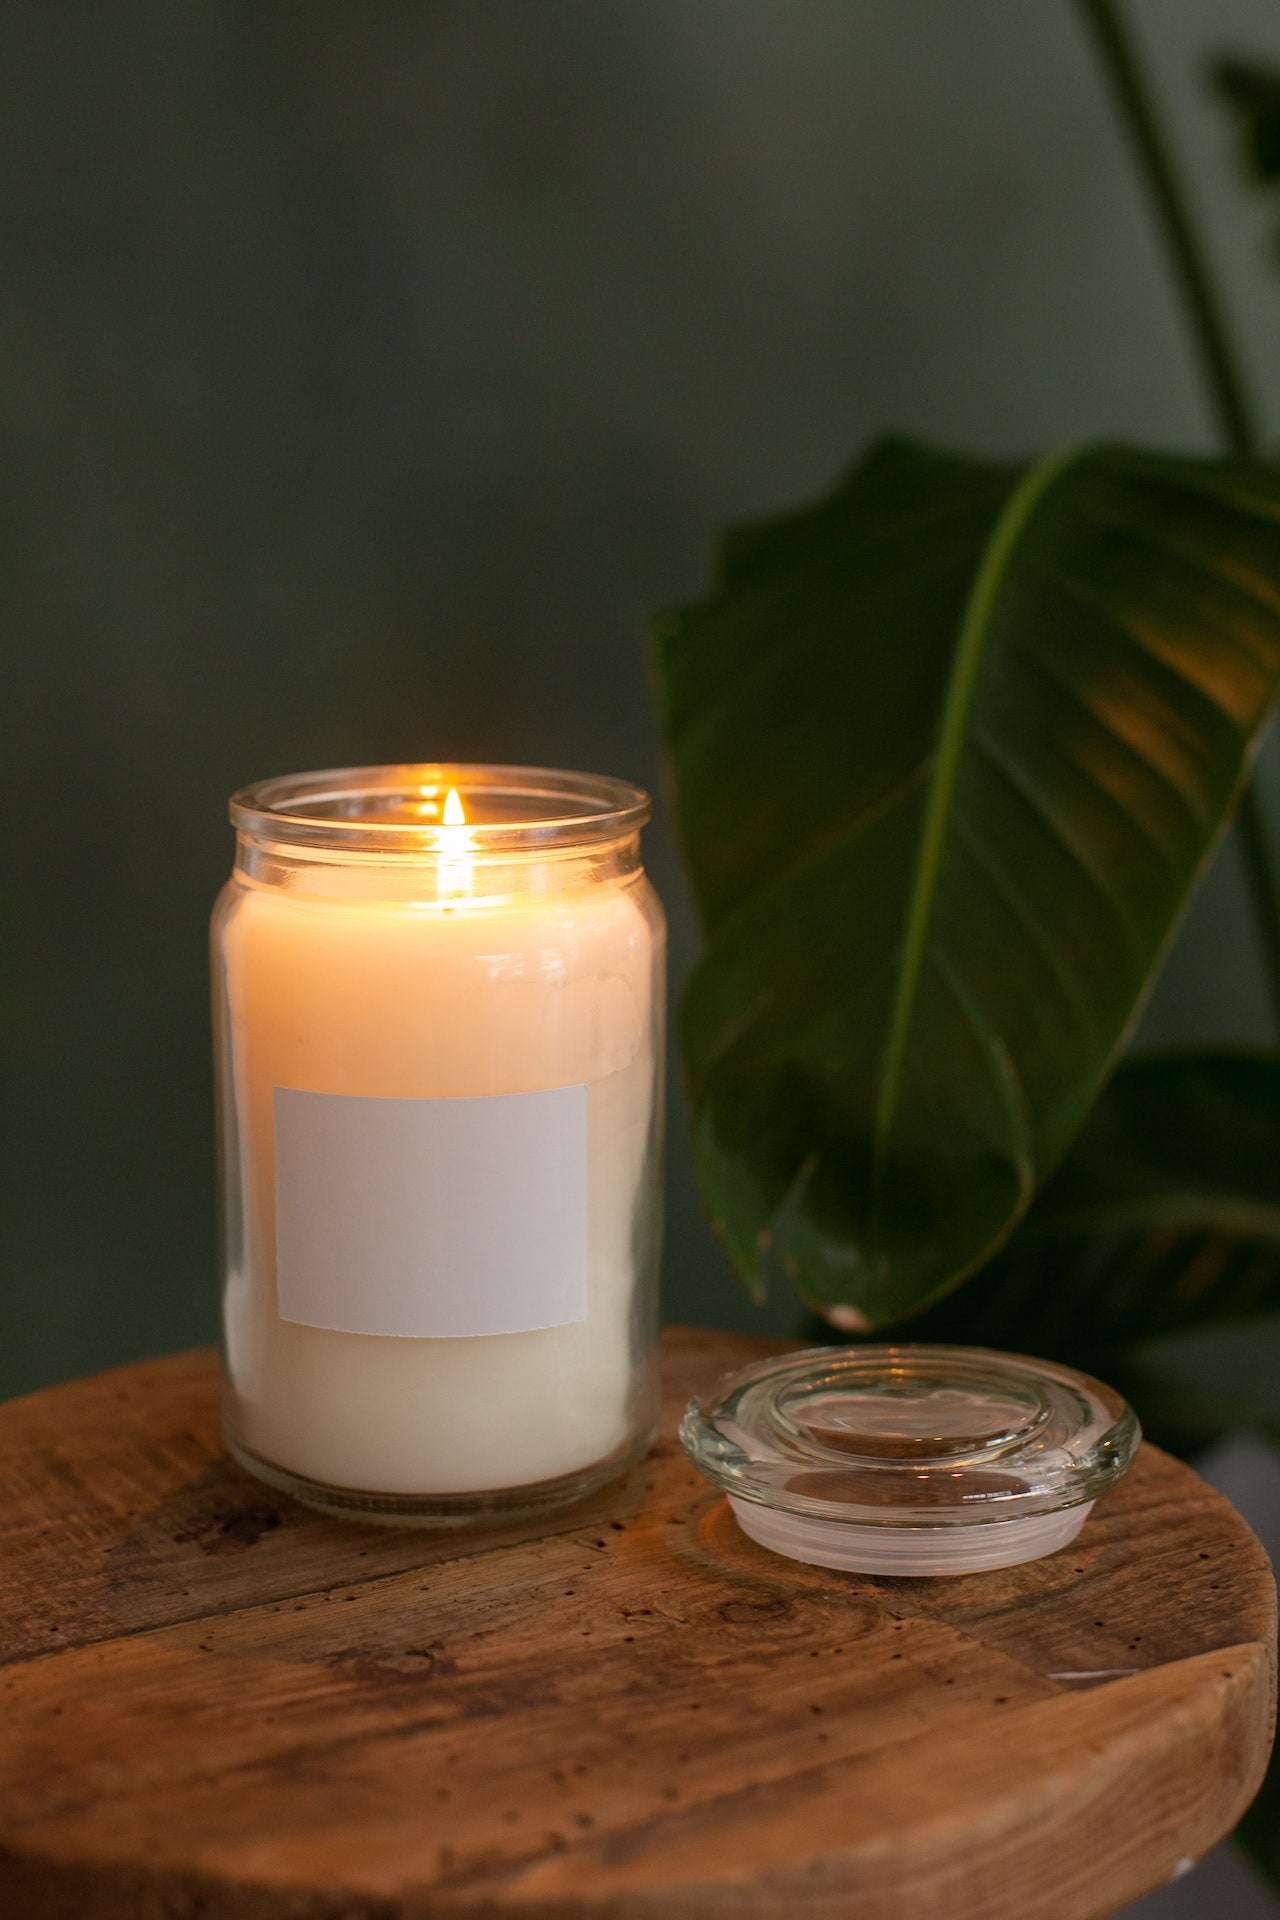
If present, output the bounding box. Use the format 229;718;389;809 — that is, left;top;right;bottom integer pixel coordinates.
229;763;652;855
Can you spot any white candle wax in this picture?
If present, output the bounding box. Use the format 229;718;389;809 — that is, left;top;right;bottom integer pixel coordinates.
217;814;663;1500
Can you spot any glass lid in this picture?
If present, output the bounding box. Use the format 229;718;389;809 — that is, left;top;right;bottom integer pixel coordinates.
680;1344;1141;1576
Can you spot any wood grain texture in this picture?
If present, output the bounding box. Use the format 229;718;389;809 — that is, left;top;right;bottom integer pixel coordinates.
0;1326;1273;1920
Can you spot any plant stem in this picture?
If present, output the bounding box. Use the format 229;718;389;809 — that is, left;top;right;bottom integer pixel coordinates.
1077;0;1254;456
1077;0;1280;1034
1237;785;1280;1027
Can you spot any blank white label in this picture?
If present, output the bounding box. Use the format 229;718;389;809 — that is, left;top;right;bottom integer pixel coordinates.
273;1084;589;1338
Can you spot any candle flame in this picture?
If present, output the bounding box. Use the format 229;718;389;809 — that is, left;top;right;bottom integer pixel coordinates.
437;785;474;900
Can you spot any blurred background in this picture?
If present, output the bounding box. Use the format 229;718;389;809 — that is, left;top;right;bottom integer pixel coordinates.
8;0;1280;1357
7;4;1280;1912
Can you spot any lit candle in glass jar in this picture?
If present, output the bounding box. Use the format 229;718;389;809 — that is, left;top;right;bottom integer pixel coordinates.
213;765;665;1523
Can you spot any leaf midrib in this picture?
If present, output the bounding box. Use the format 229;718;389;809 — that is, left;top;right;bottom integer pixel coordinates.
870;444;1088;1195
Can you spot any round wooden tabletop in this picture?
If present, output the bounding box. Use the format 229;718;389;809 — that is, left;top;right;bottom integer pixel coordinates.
0;1327;1273;1920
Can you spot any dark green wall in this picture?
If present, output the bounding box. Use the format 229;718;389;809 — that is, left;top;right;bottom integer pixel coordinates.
6;0;1280;1399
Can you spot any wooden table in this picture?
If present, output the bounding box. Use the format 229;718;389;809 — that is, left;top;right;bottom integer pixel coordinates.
0;1328;1274;1920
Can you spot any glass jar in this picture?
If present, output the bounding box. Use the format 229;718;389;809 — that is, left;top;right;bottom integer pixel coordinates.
212;764;665;1523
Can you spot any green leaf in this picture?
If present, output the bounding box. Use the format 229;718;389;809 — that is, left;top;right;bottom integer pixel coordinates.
901;1051;1280;1363
1212;56;1280;273
1113;1313;1280;1452
657;439;1280;1324
1213;57;1280;186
